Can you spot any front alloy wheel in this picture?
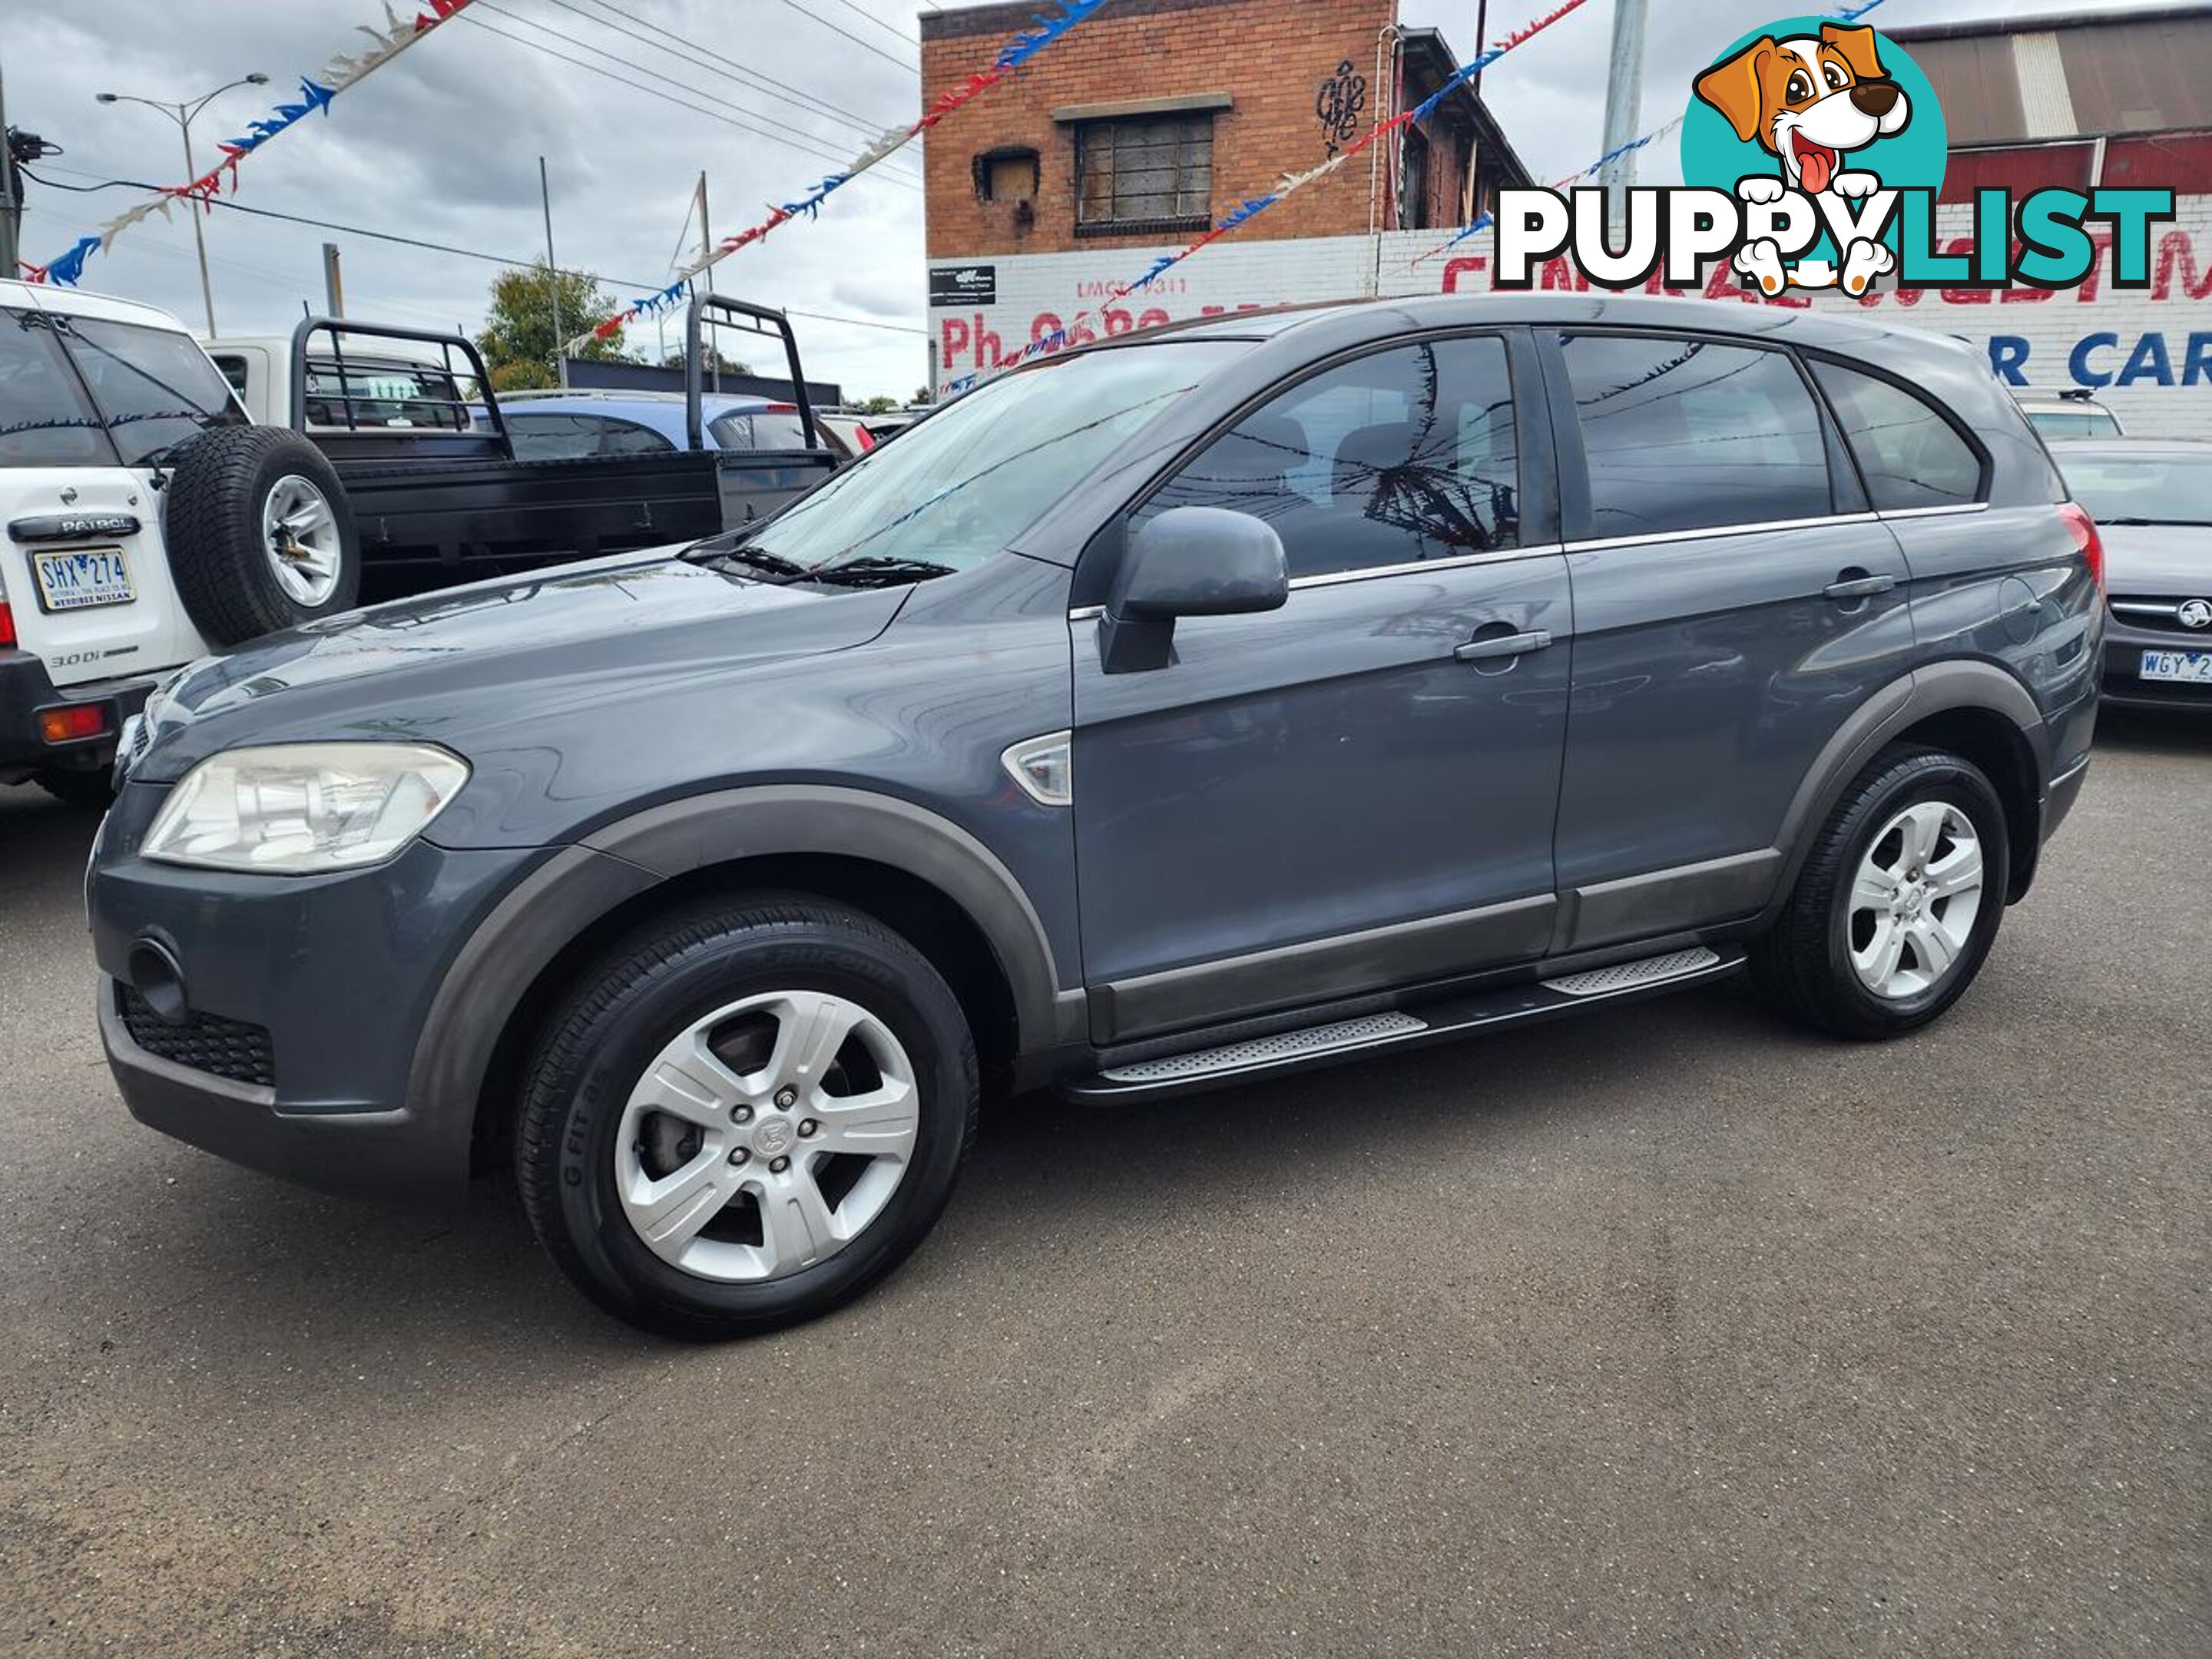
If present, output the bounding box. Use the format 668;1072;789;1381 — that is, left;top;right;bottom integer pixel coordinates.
615;990;921;1283
518;896;978;1339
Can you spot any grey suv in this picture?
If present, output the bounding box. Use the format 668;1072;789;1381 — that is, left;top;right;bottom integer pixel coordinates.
88;296;2103;1338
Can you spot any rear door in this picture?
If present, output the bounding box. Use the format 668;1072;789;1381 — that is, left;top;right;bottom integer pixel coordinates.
1541;328;1916;952
1070;330;1575;1045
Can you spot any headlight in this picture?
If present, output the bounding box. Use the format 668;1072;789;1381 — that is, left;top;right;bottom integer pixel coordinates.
142;743;470;874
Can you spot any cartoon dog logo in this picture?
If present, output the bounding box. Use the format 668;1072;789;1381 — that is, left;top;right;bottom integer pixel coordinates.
1694;22;1911;295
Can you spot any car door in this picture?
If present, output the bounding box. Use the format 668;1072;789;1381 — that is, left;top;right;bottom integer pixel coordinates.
1070;331;1575;1046
1541;328;1917;952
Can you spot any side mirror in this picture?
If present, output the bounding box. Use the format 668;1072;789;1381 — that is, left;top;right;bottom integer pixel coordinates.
1100;506;1289;674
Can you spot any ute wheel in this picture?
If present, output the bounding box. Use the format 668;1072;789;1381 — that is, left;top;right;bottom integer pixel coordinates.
1751;746;2011;1041
163;426;360;647
517;895;977;1339
33;766;115;810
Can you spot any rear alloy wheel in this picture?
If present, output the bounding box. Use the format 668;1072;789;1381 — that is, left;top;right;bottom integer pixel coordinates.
1846;800;1986;1002
518;896;976;1339
1750;746;2011;1040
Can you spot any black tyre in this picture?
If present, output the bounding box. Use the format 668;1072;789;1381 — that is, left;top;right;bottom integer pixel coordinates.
163;426;360;647
517;895;978;1339
32;765;115;810
1750;746;2012;1041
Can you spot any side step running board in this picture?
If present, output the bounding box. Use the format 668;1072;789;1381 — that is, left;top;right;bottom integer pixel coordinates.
1063;944;1740;1104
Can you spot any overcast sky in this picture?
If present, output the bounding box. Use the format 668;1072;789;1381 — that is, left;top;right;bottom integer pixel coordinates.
7;0;2144;400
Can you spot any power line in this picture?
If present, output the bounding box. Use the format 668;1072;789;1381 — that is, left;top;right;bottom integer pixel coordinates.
455;8;920;188
533;0;912;148
21;167;929;338
763;0;918;73
815;0;921;49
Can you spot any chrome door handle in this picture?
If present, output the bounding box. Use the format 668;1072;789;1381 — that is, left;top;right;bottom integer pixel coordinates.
1455;628;1551;663
1823;572;1897;600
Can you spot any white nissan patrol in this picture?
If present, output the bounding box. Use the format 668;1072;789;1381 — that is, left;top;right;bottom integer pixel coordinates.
1;279;359;804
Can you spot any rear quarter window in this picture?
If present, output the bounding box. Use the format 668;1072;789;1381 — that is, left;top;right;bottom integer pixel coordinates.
57;314;243;465
0;310;111;466
1812;361;1986;510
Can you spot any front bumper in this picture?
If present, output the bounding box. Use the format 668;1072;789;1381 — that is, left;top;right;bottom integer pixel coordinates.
89;778;554;1203
0;651;157;780
2101;614;2212;713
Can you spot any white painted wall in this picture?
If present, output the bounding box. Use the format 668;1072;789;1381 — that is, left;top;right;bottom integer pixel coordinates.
931;195;2212;438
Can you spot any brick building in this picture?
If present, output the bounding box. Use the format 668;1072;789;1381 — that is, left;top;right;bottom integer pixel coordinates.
919;0;1529;386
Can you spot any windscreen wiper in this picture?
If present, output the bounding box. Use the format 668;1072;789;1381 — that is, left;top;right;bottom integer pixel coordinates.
805;556;959;588
684;536;807;581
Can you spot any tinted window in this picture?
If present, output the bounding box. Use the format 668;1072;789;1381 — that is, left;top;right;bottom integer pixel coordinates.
1561;334;1831;537
709;410;812;451
1812;362;1984;510
59;316;243;465
1141;336;1521;580
506;412;673;459
0;310;109;465
588;416;675;455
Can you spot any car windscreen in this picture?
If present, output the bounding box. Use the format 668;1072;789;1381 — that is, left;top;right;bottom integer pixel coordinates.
740;341;1246;576
57;314;244;465
2061;452;2212;527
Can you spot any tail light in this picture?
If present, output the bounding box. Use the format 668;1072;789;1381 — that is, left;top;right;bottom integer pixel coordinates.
855;427;876;452
2059;502;2104;592
0;601;15;651
764;402;798;413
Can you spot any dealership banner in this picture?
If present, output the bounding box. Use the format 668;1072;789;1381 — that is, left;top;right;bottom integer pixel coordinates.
929;194;2212;439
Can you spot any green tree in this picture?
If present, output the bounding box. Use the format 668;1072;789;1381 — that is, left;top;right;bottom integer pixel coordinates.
475;262;627;392
659;346;753;377
856;394;900;415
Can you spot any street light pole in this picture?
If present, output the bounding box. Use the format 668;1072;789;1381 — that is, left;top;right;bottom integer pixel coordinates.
177;104;217;336
94;74;267;336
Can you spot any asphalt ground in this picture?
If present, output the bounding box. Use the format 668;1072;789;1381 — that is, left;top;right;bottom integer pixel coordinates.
1;712;2205;1657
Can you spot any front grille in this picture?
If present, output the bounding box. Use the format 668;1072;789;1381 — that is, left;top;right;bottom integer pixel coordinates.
2109;598;2212;638
116;984;274;1087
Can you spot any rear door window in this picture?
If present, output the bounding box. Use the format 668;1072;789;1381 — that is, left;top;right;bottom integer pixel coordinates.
1558;333;1833;538
1812;362;1985;509
0;310;111;466
57;315;243;465
1137;334;1522;580
708;410;813;450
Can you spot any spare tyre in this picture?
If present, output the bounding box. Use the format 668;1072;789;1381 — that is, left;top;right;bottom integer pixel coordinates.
163;426;361;647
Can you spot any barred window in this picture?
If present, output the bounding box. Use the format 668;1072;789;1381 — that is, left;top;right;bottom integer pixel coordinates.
1075;114;1213;232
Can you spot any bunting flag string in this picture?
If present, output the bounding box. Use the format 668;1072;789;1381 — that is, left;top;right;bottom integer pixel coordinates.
1403;0;1889;267
945;0;1595;393
569;0;1114;350
1403;116;1687;268
22;0;478;286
